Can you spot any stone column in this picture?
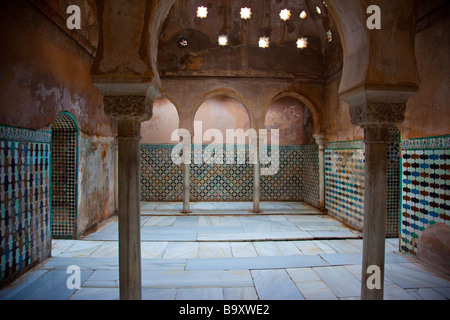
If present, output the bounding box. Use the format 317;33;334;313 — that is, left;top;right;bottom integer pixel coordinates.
251;132;260;213
252;131;268;213
360;125;390;300
314;133;326;211
181;132;192;214
113;137;119;215
178;115;194;214
103;94;152;300
347;93;410;300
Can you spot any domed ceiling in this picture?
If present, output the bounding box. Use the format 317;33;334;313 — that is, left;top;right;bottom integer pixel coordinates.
158;0;342;79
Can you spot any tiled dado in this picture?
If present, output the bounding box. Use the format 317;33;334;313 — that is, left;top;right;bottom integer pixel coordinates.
140;144;320;204
325;144;365;230
400;135;450;256
301;145;320;208
325;128;401;237
0;125;51;286
141;145;183;201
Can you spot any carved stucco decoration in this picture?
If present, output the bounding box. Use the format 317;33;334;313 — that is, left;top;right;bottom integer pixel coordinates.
349;103;406;127
103;95;153;122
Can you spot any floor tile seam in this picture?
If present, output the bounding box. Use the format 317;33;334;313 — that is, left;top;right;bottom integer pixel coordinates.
87;241;108;258
310;265;363;299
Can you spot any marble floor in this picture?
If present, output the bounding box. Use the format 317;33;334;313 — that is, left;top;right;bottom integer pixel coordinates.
1;202;449;300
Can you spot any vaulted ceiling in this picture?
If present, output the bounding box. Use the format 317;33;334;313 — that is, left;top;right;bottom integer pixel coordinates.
157;0;342;80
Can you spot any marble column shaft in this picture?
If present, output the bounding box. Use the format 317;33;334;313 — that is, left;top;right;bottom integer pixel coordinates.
104;95;152;300
314;133;326;211
348;99;408;300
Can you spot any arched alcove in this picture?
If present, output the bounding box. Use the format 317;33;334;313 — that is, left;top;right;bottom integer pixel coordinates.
50;112;79;239
264;96;315;145
194;94;251;144
140;97;180;145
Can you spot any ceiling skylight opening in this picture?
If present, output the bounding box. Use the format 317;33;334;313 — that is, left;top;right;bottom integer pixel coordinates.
300;10;307;20
197;6;208;18
178;35;188;47
279;9;291;21
259;37;270;48
327;30;333;42
218;35;229;46
297;37;308;49
240;7;252;20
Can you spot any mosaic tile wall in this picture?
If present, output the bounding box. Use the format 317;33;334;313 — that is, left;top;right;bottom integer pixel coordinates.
191;145;254;202
141;145;183;201
50;114;78;239
141;144;319;204
260;145;303;201
325;128;401;237
302;145;320;208
400;135;450;256
325;141;365;230
0;125;51;286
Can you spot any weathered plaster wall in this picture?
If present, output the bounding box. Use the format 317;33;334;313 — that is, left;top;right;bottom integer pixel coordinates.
324;73;363;142
265;96;313;145
161;77;326;134
399;14;450;140
324;10;449;143
141;97;180;145
77;134;116;237
0;0;111;137
194;96;251;144
0;0;116;276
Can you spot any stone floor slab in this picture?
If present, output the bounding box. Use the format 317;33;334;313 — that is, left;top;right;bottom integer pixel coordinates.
313;266;361;298
251;269;304;300
185;255;329;271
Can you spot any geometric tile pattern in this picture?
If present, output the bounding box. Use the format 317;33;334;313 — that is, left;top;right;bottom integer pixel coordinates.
325;146;365;230
325;128;401;237
400;135;450;256
141;144;320;204
189;144;253;202
141;145;183;201
0;125;51;286
302;145;320;207
50;113;78;239
387;127;401;237
261;145;303;201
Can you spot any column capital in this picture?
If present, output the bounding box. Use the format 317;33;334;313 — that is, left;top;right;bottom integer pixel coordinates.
349;102;406;128
341;86;415;128
103;95;152;122
95;82;161;122
313;133;326;147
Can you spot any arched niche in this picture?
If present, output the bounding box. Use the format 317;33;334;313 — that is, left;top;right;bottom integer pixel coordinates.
265;96;316;145
50;112;79;239
193;94;251;145
140;97;180;145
